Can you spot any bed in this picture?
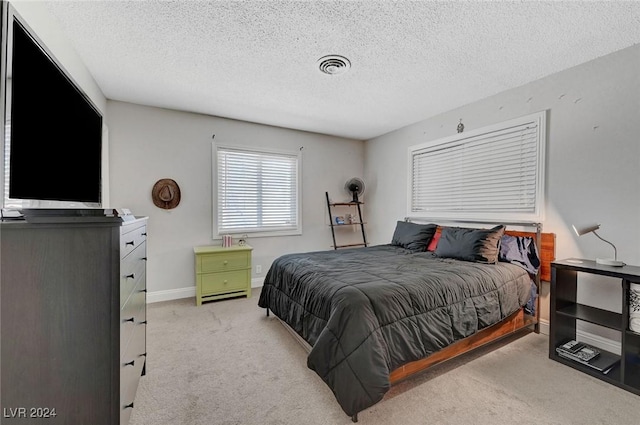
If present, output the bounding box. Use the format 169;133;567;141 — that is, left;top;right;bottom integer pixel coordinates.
258;221;555;421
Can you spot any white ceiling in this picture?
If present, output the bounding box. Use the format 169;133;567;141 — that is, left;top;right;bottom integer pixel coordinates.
43;0;640;140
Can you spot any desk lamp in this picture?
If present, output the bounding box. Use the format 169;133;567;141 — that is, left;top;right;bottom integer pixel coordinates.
572;223;625;267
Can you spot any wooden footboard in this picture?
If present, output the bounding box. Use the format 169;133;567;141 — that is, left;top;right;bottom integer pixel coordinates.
274;307;534;386
389;308;531;384
388;228;554;384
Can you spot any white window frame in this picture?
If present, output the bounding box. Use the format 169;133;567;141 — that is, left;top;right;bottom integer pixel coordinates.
213;143;302;239
407;111;546;223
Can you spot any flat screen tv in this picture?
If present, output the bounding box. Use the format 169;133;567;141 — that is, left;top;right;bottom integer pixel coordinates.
1;4;103;210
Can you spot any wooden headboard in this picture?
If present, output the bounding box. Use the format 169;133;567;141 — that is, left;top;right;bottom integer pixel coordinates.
504;230;555;282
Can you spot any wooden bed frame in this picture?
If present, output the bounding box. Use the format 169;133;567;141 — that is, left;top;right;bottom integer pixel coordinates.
270;225;555;422
390;227;555;385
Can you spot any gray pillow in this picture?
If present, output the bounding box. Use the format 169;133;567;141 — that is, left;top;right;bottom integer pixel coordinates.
390;221;437;252
435;225;505;263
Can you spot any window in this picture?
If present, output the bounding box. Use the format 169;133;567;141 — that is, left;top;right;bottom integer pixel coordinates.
408;111;546;222
214;145;301;237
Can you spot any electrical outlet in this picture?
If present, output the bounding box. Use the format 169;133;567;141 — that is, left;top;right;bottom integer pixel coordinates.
256;265;262;274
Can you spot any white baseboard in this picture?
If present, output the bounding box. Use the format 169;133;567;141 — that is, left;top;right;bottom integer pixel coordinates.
576;329;621;355
538;318;549;335
147;286;195;303
536;318;621;354
147;278;264;304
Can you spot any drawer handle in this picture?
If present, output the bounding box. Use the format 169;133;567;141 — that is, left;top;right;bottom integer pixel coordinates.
124;360;135;367
124;402;134;409
124;317;134;323
126;273;135;279
139;288;147;293
142;257;148;261
140;320;148;325
141;232;147;236
223;260;228;265
140;352;147;357
223;280;228;284
126;241;135;246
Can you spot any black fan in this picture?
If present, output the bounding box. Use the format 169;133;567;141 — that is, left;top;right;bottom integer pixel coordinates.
345;177;365;203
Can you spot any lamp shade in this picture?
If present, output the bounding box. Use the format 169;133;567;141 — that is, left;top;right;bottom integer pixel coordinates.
572;223;600;236
572;222;624;267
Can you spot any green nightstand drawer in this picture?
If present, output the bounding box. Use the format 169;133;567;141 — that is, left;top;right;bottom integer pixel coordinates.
199;269;249;294
198;251;249;273
194;245;253;305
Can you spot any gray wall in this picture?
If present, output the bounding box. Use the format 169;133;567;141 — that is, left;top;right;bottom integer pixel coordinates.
107;101;364;299
364;43;640;344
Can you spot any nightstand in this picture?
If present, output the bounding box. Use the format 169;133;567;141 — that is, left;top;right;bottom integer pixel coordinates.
550;259;640;395
194;245;252;306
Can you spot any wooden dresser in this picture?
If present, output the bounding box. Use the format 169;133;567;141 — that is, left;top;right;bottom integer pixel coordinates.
0;212;147;425
194;245;252;305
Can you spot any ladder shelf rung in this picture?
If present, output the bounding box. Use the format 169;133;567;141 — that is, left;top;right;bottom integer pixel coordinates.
333;243;368;248
330;202;364;206
326;191;368;250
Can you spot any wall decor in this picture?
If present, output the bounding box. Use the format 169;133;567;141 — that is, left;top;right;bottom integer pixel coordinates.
152;178;181;209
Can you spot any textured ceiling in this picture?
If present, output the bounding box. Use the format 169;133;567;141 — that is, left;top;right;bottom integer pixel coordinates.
43;0;640;140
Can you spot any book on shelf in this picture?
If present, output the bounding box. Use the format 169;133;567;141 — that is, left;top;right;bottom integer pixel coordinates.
555;340;620;373
556;340;600;362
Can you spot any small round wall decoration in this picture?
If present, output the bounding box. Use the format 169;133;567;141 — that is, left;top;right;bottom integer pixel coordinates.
152;178;181;209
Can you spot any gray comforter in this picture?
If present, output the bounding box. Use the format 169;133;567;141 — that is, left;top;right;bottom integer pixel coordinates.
258;245;531;417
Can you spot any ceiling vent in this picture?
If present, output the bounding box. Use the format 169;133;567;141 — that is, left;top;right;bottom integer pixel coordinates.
318;55;351;75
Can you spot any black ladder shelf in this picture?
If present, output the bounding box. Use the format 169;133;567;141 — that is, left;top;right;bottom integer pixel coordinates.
325;191;368;249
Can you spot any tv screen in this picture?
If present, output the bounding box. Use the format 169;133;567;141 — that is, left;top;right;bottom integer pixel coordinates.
2;6;103;208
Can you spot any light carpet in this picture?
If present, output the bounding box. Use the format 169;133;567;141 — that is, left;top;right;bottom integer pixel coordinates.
129;290;640;425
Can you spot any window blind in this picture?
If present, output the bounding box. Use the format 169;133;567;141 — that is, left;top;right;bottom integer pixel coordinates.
409;111;546;222
216;145;300;236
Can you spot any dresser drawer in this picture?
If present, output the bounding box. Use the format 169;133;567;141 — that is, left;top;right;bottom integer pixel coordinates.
194;245;252;305
121;224;147;259
122;315;147;365
120;284;146;354
197;251;249;273
199;269;250;294
121;242;146;308
120;322;146;425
